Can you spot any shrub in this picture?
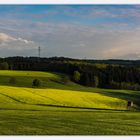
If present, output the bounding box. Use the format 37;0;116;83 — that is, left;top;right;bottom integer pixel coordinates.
9;77;16;85
32;79;41;87
73;71;81;82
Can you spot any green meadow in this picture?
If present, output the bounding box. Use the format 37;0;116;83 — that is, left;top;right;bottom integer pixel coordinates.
0;70;139;135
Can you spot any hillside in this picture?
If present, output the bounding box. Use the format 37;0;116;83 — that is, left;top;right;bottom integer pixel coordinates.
2;56;140;91
0;70;140;134
0;70;139;110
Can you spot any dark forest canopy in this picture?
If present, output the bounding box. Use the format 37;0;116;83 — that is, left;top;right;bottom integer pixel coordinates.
0;56;140;66
0;56;140;91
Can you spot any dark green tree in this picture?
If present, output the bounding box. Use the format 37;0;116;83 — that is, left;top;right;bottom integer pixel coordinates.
32;79;41;87
73;71;81;82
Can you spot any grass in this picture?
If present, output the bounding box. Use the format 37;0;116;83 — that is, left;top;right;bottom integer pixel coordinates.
0;109;140;135
0;70;139;135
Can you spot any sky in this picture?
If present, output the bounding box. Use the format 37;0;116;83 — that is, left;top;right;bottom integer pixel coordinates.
0;5;140;59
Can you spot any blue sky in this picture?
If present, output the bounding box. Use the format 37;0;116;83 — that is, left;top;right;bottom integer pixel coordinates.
0;5;136;24
0;5;140;59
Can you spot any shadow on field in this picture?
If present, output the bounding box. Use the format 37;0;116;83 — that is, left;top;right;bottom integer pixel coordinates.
0;75;55;88
0;92;27;104
97;90;140;109
0;105;133;113
35;103;131;112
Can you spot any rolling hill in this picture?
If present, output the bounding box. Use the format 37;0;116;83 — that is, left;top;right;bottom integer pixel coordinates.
0;70;139;134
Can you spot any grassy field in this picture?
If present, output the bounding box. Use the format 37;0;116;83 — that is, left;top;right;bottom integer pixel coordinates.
0;70;139;135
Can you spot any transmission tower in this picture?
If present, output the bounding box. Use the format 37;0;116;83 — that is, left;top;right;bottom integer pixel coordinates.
38;46;41;58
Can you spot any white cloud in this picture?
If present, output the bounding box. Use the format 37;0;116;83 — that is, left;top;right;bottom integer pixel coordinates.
0;33;34;46
0;33;15;43
16;37;34;44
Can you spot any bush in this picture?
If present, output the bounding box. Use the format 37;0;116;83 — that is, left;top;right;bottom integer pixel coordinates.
73;71;81;82
9;77;16;84
32;79;41;87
